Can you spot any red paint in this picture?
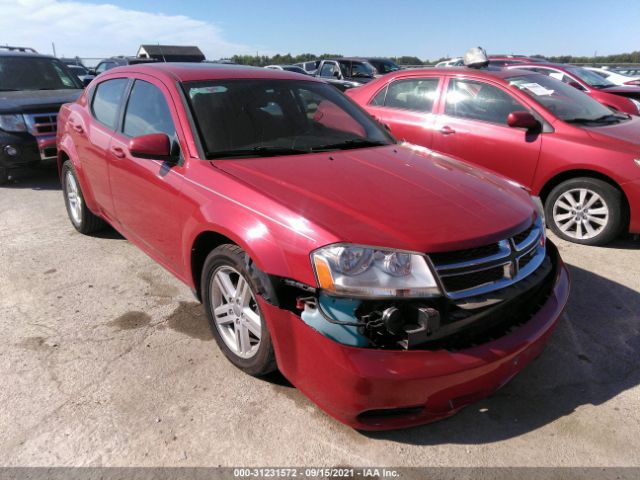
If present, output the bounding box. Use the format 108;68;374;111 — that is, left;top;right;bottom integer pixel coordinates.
57;64;570;430
348;67;640;234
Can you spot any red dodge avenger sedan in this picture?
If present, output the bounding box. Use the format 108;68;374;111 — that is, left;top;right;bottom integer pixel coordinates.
348;67;640;246
57;64;569;430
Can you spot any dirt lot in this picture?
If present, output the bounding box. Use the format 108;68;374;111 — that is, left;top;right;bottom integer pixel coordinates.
1;166;639;468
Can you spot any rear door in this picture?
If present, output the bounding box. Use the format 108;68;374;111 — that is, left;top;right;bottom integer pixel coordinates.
365;76;442;148
431;76;542;187
82;77;129;219
107;75;189;271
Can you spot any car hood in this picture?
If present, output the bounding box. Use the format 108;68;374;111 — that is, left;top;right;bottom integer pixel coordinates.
583;116;640;147
213;145;535;253
0;89;82;114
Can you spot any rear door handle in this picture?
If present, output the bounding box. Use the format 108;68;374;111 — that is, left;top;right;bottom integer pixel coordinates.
439;126;456;135
110;146;125;158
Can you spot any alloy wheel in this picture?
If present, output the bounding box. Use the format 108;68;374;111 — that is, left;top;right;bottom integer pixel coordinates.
65;171;83;225
552;188;609;240
209;266;261;359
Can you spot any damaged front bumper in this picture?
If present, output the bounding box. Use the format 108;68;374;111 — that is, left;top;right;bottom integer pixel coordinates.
261;241;570;430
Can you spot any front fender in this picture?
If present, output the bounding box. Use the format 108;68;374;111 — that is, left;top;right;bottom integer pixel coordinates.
180;179;336;290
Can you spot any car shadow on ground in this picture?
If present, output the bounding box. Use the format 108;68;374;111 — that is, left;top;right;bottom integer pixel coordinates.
362;263;639;444
2;164;61;191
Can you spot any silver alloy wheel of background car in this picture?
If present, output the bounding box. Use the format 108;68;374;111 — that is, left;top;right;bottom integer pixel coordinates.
552;187;609;240
65;170;83;225
210;265;261;359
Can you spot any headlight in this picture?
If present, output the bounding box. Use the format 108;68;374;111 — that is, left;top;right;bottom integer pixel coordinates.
0;114;27;132
531;195;545;226
629;98;640;114
311;244;440;298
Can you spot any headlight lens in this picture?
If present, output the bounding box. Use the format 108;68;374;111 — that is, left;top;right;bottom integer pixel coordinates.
311;244;440;298
629;98;640;114
0;114;27;132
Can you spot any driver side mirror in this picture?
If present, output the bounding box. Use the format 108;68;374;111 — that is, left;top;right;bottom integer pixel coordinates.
333;70;340;78
507;111;539;129
129;133;174;162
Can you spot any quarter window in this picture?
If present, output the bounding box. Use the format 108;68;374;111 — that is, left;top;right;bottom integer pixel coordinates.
123;80;175;137
445;79;525;125
384;78;439;112
91;78;128;128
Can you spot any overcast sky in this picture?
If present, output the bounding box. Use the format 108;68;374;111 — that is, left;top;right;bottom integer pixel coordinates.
1;0;637;60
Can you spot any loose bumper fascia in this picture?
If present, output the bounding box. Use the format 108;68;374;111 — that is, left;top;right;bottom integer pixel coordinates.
260;242;570;430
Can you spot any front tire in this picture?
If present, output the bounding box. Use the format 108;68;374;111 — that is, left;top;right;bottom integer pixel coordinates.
545;177;623;246
201;244;277;376
61;160;105;234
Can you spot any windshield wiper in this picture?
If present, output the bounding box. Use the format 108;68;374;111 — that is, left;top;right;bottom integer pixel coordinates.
565;114;625;125
310;138;389;152
206;146;309;159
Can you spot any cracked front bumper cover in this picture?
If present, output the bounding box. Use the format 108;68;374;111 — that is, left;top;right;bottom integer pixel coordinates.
261;242;570;430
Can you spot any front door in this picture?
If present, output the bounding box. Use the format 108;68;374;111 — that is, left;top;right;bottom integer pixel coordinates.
107;76;189;271
432;77;542;188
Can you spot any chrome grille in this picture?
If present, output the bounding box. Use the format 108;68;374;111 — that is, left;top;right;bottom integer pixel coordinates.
23;112;58;137
429;218;546;300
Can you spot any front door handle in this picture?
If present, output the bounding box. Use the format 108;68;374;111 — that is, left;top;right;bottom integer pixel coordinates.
110;146;125;158
439;126;456;135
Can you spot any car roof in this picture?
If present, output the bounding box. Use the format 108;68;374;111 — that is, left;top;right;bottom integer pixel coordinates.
0;50;57;59
101;62;325;83
385;66;536;80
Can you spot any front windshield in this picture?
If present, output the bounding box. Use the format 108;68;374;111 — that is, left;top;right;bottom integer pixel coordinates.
508;73;623;123
184;79;394;158
0;57;82;91
565;66;615;88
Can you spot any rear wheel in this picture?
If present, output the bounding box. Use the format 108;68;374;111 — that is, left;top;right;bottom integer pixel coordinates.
61;160;105;234
545;177;623;246
201;244;277;376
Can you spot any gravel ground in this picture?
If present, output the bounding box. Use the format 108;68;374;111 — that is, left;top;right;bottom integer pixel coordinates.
0;166;639;468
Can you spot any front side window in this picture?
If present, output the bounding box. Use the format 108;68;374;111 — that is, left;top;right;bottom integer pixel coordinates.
384;78;439;112
184;79;393;158
319;62;338;78
445;79;525;125
0;57;81;91
351;62;375;78
91;78;128;128
123;80;175;137
507;73;623;124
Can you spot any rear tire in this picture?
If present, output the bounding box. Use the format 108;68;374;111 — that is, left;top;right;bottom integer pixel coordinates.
201;244;277;377
61;160;105;234
545;177;623;246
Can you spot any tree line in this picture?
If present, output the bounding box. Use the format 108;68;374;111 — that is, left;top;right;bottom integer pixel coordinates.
228;51;640;66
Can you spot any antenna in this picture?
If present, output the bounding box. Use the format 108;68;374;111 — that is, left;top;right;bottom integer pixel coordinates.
158;42;166;63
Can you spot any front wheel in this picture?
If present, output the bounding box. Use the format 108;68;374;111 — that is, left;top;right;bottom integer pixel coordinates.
201;244;277;376
545;177;623;246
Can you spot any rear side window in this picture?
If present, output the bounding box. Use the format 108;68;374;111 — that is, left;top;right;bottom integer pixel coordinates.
319;62;338;78
444;79;525;125
384;78;439;112
91;78;128;128
123;80;175;137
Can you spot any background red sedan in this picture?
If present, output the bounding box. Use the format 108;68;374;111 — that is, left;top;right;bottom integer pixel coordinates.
347;67;640;245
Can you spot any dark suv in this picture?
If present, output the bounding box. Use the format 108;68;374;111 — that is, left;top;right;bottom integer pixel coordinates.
93;56;157;76
0;47;83;183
